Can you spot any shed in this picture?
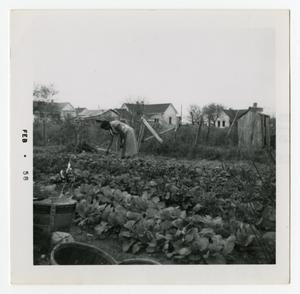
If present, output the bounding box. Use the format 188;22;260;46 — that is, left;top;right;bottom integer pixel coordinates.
237;109;270;148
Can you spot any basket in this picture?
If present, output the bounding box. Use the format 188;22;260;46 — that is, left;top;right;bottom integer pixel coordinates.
33;198;76;235
119;258;161;265
50;242;117;265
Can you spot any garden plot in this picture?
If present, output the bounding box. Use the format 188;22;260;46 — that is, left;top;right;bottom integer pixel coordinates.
34;149;275;265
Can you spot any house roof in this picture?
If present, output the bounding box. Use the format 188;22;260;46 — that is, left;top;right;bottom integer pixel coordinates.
113;108;132;119
75;107;87;113
123;103;177;115
78;109;108;117
224;109;249;121
77;109;126;121
237;107;269;119
53;102;73;111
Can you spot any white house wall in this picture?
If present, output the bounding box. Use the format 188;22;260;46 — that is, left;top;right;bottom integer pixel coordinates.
121;103;128;111
216;111;231;128
62;103;75;111
203;111;230;128
121;103;178;126
61;104;76;119
162;105;178;126
148;113;163;123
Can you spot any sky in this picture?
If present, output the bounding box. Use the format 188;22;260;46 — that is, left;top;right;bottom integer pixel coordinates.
26;11;276;117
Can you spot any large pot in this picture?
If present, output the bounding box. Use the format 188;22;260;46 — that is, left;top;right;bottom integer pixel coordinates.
119;258;161;265
34;197;76;234
51;242;117;265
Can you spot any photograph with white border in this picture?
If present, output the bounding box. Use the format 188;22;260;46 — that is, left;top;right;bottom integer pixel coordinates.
10;9;290;284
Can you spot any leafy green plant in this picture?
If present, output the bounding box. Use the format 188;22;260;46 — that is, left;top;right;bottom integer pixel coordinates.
34;149;276;264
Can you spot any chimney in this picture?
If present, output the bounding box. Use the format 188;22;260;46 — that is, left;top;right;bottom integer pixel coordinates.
250;102;263;113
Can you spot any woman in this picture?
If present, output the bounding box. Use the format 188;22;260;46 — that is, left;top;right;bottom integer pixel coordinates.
98;120;138;158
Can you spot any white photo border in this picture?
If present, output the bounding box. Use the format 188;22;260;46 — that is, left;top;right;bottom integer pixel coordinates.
10;9;290;284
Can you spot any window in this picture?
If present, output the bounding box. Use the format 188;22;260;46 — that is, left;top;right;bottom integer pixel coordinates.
154;118;159;123
169;117;172;124
222;121;225;127
217;121;221;127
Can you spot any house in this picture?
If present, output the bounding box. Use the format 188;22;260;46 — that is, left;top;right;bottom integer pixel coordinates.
76;108;131;122
54;102;77;120
77;109;119;121
237;104;270;148
113;108;133;123
214;110;231;128
121;103;178;126
222;109;249;127
33;101;76;121
75;107;87;116
202;108;248;128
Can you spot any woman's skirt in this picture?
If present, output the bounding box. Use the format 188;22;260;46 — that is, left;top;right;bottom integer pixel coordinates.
123;127;138;157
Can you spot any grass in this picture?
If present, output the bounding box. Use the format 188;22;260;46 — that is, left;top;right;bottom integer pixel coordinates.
140;136;271;163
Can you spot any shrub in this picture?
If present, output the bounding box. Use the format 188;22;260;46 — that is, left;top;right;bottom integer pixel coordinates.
33;118;112;148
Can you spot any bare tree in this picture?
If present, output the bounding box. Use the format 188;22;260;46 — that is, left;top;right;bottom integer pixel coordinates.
33;83;59;101
33;83;59;145
202;103;224;142
188;104;202;125
187;104;204;146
